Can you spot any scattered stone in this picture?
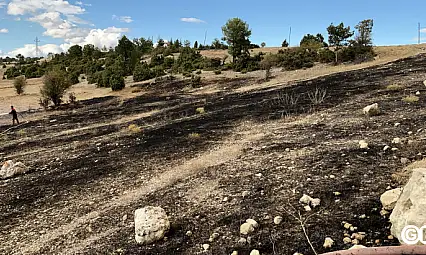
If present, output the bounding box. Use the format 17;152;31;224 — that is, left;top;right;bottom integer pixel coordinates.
423;80;426;86
231;251;238;255
416;91;421;95
323;237;334;248
134;206;170;245
388;235;394;240
343;237;352;244
0;160;29;179
359;140;369;149
240;223;254;235
390;168;426;244
122;214;128;222
363;103;380;116
380;188;403;210
202;244;210;251
351;233;365;241
383;146;390;151
299;194;312;204
395;123;401;127
274;216;283;225
333;192;341;196
391;148;399;151
209;233;220;242
350;226;356;232
293;253;304;255
380;209;389;216
242;191;250;197
359;214;366;219
311;198;321;208
375;239;381;244
408;131;413;135
401;158;409;164
186;231;193;237
285;148;290;152
246;219;259;228
392;138;401;144
349;245;367;250
250;250;260;255
352;239;360;245
343;222;353;229
223;197;229;202
255;173;263;178
329;174;335;179
304;205;312;212
238;237;247;245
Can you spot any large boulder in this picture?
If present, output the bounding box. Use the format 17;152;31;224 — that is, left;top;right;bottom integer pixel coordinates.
0;160;29;179
380;188;403;211
134;206;170;245
390;168;426;244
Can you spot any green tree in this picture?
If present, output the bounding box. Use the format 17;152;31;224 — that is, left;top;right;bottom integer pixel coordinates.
282;39;289;47
134;37;154;54
327;22;354;47
68;45;83;59
110;74;125;91
184;40;191;48
261;42;266;48
221;18;252;64
212;38;221;49
40;70;71;106
133;62;154;82
115;35;136;75
194;41;199;49
354;19;374;46
157;38;165;47
300;33;327;49
83;44;95;59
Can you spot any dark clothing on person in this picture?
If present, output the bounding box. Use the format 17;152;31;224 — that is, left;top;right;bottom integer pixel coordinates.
9;108;19;125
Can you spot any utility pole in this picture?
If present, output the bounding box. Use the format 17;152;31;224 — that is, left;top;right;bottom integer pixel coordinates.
288;27;292;46
204;30;207;46
35;37;41;57
419;23;421;44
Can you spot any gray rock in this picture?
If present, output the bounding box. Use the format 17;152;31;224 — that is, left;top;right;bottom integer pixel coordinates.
381;188;403;210
134;206;170;245
0;160;29;179
390;168;426;244
240;223;254;235
363;103;380;116
274;216;283;225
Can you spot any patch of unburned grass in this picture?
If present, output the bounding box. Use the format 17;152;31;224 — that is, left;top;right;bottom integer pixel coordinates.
196;107;205;114
188;133;201;139
386;84;404;91
128;124;142;133
403;95;419;103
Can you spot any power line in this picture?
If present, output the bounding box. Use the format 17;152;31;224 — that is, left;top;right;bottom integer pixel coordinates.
288;27;292;46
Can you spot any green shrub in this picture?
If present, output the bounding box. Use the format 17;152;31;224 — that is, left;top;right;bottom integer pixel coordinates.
317;48;335;63
133;63;154;82
110;75;125;91
150;55;164;67
68;71;80;85
40;70;71;106
276;48;315;70
340;45;376;63
163;57;175;69
152;66;166;77
13;76;26;95
191;74;201;87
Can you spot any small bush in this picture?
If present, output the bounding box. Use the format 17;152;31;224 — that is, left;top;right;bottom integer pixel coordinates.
110;75;125;91
152;66;166;78
403;95;419;103
68;92;77;104
13;76;26;95
128;124;142;133
40;70;71;106
318;48;335;63
191;74;202;87
214;70;222;75
68;71;80;85
133;63;154;82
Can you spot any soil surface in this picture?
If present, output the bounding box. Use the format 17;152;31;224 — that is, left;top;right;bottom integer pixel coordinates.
2;54;426;255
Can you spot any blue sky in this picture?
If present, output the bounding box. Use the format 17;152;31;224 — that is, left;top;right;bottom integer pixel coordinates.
0;0;424;57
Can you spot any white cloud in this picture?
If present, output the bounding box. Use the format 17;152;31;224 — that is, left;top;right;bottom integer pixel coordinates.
7;0;85;15
0;1;6;8
75;1;91;7
0;28;9;33
180;17;205;23
5;43;65;58
112;15;133;23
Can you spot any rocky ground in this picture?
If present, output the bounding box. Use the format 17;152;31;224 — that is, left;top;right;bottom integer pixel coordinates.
2;54;426;255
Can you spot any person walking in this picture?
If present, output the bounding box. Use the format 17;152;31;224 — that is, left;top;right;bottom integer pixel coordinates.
9;106;19;125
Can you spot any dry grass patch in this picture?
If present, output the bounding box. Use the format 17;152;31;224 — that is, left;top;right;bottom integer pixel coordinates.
127;124;142;133
386;84;404;91
403;95;419;103
188;133;201;139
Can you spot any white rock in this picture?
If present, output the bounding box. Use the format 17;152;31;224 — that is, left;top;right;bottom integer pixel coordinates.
311;198;321;208
363;103;380;116
203;244;210;251
304;205;312;212
401;158;410;164
255;173;263;177
390;168;426;244
416;91;421;95
323;237;334;248
423;80;426;87
391;148;399;151
293;253;304;255
250;250;260;255
395;123;401;127
186;230;193;236
246;219;259;228
223;197;229;202
0;160;29;179
381;188;403;210
383;145;390;151
134;206;170;245
329;175;335;179
299;194;313;204
238;237;247;245
343;222;353;229
231;251;238;255
240;223;254;235
209;232;219;242
359;140;369;149
343;237;352;244
392;138;401;144
274;216;283;225
349;245;367;250
242;191;250;197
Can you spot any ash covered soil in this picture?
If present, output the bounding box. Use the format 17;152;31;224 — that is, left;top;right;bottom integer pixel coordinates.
2;55;426;255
